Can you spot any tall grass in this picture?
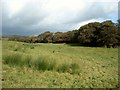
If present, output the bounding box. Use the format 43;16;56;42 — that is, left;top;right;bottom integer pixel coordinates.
33;57;56;71
3;53;80;74
57;63;70;73
23;56;32;68
3;54;22;67
57;63;80;74
70;63;80;74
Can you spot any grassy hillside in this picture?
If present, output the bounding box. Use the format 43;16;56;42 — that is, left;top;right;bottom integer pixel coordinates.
2;40;118;88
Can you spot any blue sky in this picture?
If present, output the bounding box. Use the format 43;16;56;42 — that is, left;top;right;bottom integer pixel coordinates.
2;0;119;36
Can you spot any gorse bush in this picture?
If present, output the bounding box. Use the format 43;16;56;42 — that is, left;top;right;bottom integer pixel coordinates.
3;53;80;74
8;20;120;48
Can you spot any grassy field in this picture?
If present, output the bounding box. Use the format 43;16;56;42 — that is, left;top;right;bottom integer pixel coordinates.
2;40;118;88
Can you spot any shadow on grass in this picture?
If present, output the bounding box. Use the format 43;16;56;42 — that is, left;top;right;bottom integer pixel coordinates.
66;43;102;48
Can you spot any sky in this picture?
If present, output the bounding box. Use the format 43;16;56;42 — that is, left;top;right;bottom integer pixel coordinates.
1;0;119;36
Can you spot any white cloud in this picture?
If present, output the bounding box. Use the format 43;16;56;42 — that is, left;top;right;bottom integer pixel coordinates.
2;0;118;35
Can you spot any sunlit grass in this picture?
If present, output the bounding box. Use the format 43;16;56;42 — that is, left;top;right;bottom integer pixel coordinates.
3;53;22;67
2;40;118;88
3;53;80;74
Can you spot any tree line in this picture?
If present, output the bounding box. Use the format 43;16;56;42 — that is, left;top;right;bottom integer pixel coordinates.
8;20;120;48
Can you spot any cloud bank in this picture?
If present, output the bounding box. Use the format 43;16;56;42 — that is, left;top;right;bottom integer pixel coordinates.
2;0;118;35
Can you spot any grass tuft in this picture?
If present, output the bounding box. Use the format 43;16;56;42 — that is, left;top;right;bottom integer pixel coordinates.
3;53;80;74
30;46;34;49
13;48;18;51
57;63;80;74
33;57;56;71
33;57;49;71
23;56;32;68
57;63;70;73
3;54;22;67
70;63;80;74
47;60;56;70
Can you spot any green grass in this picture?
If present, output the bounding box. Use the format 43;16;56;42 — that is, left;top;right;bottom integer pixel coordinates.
33;56;56;71
3;53;22;67
70;63;80;74
2;40;119;88
3;53;80;73
57;63;70;73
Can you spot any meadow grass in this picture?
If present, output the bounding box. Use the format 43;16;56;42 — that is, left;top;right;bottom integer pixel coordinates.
3;53;80;74
33;56;56;71
3;53;22;67
2;40;118;88
57;63;70;73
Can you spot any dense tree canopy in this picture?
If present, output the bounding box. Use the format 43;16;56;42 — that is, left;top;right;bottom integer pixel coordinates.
77;20;119;47
8;20;120;48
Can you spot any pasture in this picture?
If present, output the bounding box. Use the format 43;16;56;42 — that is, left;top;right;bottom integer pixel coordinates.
2;40;118;88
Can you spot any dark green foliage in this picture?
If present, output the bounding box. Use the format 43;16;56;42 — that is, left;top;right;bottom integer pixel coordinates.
78;22;99;46
77;20;119;47
6;20;120;48
71;30;79;43
97;20;118;47
52;32;64;43
37;31;53;43
8;35;32;43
